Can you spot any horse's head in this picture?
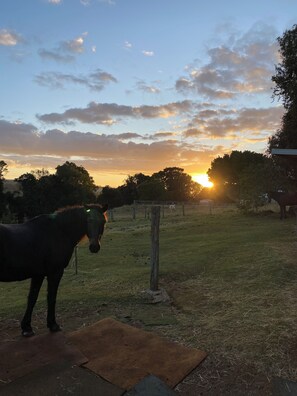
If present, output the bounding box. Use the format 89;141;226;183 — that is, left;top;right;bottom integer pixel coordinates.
85;204;108;253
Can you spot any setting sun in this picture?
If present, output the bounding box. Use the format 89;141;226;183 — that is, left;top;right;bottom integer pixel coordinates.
192;174;214;188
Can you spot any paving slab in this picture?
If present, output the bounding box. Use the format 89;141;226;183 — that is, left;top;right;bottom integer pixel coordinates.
69;317;207;390
0;361;125;396
0;332;87;384
125;375;177;396
272;377;297;395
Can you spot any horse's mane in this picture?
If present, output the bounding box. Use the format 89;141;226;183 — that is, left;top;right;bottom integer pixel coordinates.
55;203;105;213
54;204;108;222
55;205;84;214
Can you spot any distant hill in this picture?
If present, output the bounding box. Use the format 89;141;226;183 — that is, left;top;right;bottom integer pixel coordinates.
3;180;22;195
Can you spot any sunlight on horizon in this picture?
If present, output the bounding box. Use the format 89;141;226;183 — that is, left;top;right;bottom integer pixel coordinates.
192;173;214;188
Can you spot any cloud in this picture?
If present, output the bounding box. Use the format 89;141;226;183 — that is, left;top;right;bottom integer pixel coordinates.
136;80;160;94
38;35;86;63
183;128;204;138
34;69;117;91
36;100;194;125
98;0;116;5
0;119;222;178
142;50;154;57
0;104;282;184
38;49;75;63
48;0;62;4
176;22;279;99
115;132;142;140
185;106;284;139
124;41;132;49
0;29;23;46
153;132;175;139
61;36;85;54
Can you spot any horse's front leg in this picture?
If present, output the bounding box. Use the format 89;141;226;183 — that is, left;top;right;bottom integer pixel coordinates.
21;276;44;337
46;269;64;332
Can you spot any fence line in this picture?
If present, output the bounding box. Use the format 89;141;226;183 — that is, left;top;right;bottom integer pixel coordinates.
107;201;234;221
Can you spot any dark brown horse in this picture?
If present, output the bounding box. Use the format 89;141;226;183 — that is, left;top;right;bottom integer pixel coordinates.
0;204;108;336
269;191;297;219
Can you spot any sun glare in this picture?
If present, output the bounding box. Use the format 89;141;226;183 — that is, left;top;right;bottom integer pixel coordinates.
192;174;214;188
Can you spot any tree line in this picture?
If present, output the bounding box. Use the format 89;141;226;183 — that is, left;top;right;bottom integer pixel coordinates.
0;151;289;222
0;162;204;221
1;23;297;221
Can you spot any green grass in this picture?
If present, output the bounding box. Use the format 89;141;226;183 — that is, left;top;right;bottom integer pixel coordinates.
2;204;297;380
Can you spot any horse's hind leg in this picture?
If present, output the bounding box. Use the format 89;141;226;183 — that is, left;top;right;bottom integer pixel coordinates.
280;205;286;220
46;270;64;332
21;276;44;337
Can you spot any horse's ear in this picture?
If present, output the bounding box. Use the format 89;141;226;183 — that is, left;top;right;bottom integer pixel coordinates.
101;204;108;213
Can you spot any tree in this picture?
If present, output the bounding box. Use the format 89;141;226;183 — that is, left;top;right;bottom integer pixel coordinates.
119;173;151;205
15;173;40;218
137;179;166;201
271;24;297;110
0;161;8;218
98;186;123;208
55;161;97;206
37;174;60;213
207;151;268;201
0;160;8;179
207;151;282;202
152;167;197;201
268;25;297;183
32;168;50;180
237;160;284;211
14;162;98;218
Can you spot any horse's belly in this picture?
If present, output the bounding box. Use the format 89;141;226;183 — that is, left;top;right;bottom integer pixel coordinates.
0;271;30;282
0;250;46;282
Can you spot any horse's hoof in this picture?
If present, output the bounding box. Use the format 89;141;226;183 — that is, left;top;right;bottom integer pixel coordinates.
49;323;62;333
22;329;35;337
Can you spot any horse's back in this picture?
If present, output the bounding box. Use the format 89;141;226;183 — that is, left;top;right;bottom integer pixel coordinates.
279;192;297;205
0;216;68;282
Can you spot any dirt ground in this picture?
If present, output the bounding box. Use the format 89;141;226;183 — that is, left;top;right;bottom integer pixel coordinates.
0;312;278;396
175;355;273;396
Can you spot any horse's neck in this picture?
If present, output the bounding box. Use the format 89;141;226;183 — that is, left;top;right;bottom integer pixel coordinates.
271;192;283;201
55;208;87;245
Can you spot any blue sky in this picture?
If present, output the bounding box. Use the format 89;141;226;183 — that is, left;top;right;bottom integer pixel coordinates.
1;0;296;186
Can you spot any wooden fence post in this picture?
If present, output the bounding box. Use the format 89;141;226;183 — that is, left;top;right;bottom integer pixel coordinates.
74;245;78;274
132;201;136;220
108;208;114;221
150;206;160;291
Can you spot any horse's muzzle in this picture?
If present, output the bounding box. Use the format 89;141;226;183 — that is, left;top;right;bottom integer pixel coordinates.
89;242;100;253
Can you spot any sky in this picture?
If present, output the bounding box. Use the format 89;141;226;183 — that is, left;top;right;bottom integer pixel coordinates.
1;0;296;187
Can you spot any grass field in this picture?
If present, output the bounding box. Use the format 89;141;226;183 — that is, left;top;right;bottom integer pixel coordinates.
1;202;297;392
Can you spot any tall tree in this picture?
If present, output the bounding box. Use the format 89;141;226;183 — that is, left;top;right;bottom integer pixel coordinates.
15;173;40;218
15;162;98;218
238;160;285;211
0;161;8;218
119;173;151;205
98;186;123;208
137;179;166;201
271;24;297;110
207;151;279;201
268;24;297;182
152;167;199;201
55;161;97;206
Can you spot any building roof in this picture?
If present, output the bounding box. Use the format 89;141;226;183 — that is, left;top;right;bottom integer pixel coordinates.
271;148;297;156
